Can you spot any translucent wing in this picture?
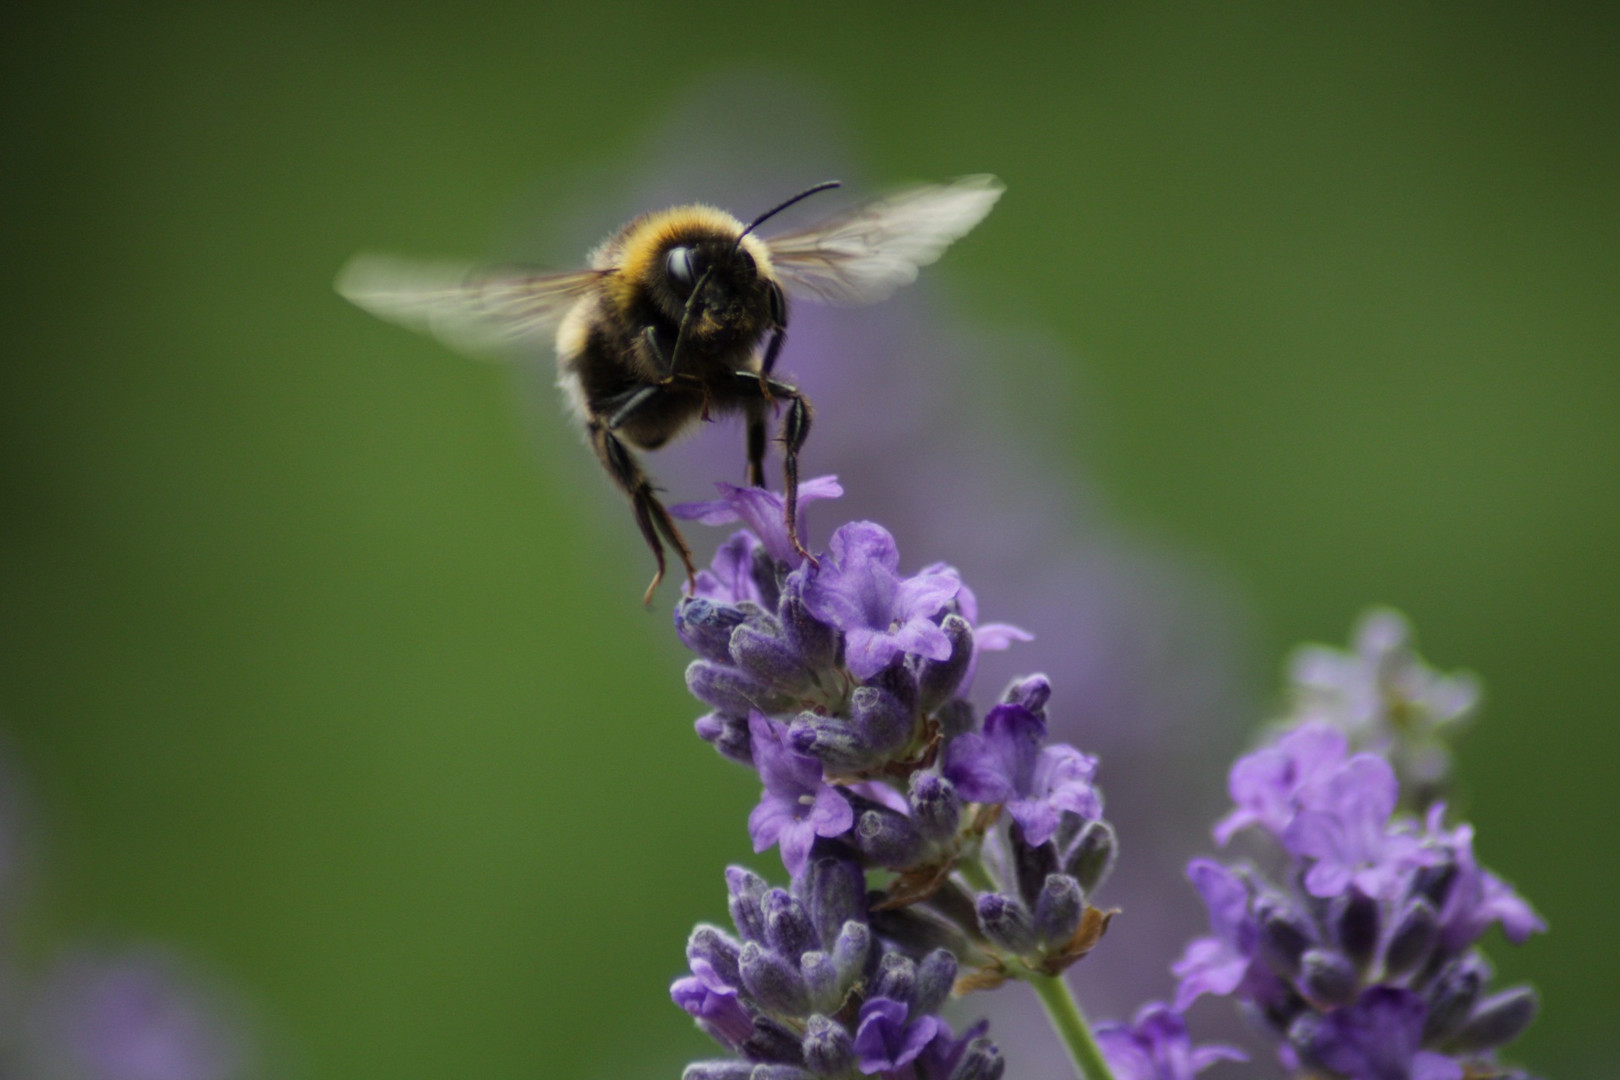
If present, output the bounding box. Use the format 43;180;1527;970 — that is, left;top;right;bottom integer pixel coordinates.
766;174;1004;305
335;255;604;355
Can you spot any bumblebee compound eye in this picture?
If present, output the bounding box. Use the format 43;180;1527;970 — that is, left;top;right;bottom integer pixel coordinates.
665;245;705;297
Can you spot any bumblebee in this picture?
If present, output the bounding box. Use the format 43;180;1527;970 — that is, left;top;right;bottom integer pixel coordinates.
337;175;1003;602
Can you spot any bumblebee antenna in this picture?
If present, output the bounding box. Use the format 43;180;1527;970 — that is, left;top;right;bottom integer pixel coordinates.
733;180;841;251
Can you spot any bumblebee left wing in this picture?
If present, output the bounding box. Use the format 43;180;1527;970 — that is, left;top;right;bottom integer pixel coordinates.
765;174;1004;305
336;255;605;356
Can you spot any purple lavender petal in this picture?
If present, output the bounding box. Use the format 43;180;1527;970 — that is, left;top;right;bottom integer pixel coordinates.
1422;807;1546;950
745;712;853;875
671;975;754;1051
801;522;962;680
1213;721;1348;845
941;704;1046;806
1307;987;1463;1080
672;476;845;565
1095;1001;1246;1080
1286;754;1431;900
693;531;766;605
1171;859;1257;1009
851;997;941;1073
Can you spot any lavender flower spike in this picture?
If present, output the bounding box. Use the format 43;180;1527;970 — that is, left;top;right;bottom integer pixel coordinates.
1165;611;1544;1079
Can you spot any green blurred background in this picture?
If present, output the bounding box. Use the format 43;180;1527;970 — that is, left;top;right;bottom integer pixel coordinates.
3;2;1615;1076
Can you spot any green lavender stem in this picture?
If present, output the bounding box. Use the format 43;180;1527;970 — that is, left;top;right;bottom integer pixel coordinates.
1029;972;1118;1080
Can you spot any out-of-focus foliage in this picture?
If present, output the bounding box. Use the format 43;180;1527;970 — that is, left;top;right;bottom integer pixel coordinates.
2;3;1614;1078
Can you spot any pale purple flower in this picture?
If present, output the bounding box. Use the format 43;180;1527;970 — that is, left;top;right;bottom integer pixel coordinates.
1212;721;1347;845
1284;754;1433;900
745;711;854;875
1290;609;1480;742
913;1018;989;1080
1170;859;1257;1010
852;997;942;1073
921;567;1032;695
1305;987;1463;1080
801;522;961;680
670;975;753;1050
691;531;767;606
35;949;248;1080
1095;1001;1246;1080
942;703;1100;846
672;476;845;565
1422;806;1545;951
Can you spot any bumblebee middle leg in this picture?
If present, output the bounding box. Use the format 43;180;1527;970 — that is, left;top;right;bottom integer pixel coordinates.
588;418;697;605
730;372;815;564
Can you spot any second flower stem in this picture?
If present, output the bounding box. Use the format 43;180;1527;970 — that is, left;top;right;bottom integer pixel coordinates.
1029;972;1117;1080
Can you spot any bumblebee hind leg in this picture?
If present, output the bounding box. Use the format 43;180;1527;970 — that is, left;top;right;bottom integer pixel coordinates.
730;372;815;565
745;401;768;488
589;419;698;606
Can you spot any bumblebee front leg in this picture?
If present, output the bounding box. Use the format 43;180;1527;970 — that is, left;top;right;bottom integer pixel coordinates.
731;372;815;564
588;419;698;606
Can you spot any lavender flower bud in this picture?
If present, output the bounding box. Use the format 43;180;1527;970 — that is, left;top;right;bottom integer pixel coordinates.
687;661;791;716
683;1063;754;1080
914;948;957;1015
1001;673;1051;716
1299;948;1358;1006
908;773;961;843
676;598;749;664
696;713;753;765
976;893;1037;955
869;905;972;958
1453;987;1538;1052
1033;874;1084;947
800;952;840;1014
726;867;770;943
1334;888;1381;970
752;1069;815;1080
848;684;914;758
731;622;814;694
872;953;918;1010
1062;819;1117;894
788;715;876;772
801;1015;855;1076
743;1016;807;1065
1255;895;1313;978
763;889;819;961
779;572;836;673
1383;898;1439;978
1410;859;1460;911
917;614;973;712
936;699;976;738
867;659;919;715
951;1039;1006;1080
1423;952;1489;1043
798;857;866;949
740;941;810;1016
1010;825;1059;908
688;925;743;990
831;921;870;988
854;808;925;869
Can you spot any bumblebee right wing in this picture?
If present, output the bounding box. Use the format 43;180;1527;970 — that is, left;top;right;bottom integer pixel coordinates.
764;174;1004;305
336;255;606;355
